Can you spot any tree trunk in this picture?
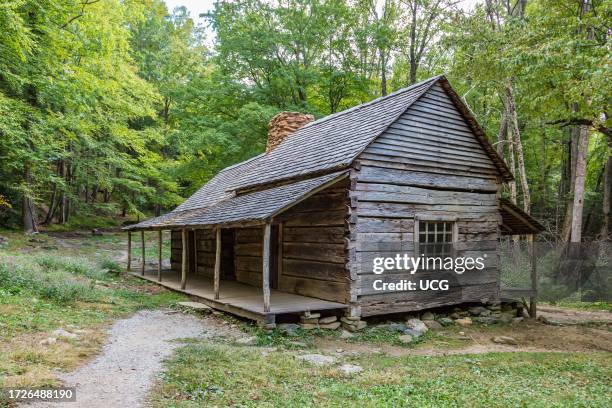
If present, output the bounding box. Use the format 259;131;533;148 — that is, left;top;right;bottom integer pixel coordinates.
408;0;418;85
380;50;387;97
43;184;58;225
22;165;37;233
496;110;507;158
506;82;531;214
570;125;590;243
562;119;580;242
600;133;611;240
583;166;604;237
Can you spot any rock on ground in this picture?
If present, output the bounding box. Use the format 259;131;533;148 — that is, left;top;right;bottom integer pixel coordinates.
236;336;258;345
455;317;473;327
338;364;363;374
52;329;79;340
405;318;428;336
423;320;443;330
296;354;336;366
25;310;213;408
492;336;518;345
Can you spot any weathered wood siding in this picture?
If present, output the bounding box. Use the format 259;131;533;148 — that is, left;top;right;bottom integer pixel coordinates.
234;227;263;287
170;228;216;276
276;179;350;303
170;230;182;273
350;83;502;316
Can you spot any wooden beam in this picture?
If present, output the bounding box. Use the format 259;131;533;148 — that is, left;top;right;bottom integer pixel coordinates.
529;235;537;318
157;230;162;282
181;229;187;290
127;231;132;271
140;230;145;276
262;222;271;312
214;227;221;300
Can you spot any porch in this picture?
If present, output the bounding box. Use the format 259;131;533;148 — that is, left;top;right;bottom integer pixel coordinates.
130;268;347;324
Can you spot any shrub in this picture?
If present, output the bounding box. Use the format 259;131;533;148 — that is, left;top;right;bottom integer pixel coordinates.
0;255;103;303
100;258;123;274
35;255;108;280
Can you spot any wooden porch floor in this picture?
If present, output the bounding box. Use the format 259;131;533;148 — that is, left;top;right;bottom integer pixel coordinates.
130;269;347;323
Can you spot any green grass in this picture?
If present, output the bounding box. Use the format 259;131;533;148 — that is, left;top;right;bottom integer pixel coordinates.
0;232;187;391
152;342;612;407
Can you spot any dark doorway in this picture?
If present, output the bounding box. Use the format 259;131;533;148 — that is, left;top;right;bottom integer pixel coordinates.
221;229;236;280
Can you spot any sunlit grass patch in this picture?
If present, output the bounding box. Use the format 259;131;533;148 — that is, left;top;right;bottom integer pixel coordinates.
152;342;612;407
0;237;187;391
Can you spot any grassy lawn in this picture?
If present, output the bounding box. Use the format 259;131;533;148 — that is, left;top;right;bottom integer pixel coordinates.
152;342;611;407
1;229;611;407
0;229;186;390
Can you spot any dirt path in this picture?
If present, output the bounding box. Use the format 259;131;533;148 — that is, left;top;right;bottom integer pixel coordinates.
538;305;612;325
25;310;238;408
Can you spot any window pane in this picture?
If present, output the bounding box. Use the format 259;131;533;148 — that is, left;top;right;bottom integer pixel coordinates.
419;221;455;256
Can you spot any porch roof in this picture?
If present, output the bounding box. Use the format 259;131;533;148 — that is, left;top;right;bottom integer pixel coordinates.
124;171;348;231
500;198;545;235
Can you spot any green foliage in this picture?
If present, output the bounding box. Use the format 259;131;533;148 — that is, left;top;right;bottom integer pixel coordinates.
0;0;608;241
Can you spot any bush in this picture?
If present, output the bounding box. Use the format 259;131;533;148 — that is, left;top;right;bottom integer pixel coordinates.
35;255;108;280
100;258;123;274
0;255;103;303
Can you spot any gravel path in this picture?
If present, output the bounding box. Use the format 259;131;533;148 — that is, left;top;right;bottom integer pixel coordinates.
25;310;217;408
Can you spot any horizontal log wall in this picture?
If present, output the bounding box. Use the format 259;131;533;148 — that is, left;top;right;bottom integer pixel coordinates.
351;83;502;316
194;229;216;277
170;229;217;277
276;179;350;303
170;230;181;272
234;227;263;287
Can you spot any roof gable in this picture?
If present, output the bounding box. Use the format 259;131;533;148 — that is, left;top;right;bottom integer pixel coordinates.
358;81;503;179
227;76;442;192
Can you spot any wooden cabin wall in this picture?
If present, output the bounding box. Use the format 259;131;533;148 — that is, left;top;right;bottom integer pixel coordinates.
170;229;216;277
276;179;350;303
234;227;264;287
170;230;182;273
350;83;502;317
193;229;215;277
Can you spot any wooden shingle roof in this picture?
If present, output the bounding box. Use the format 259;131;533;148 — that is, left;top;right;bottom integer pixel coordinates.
126;171;347;230
228;76;442;192
500;198;545;235
127;75;514;231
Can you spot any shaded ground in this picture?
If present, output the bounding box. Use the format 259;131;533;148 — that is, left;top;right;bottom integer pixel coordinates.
538;305;612;325
24;310;241;408
312;318;612;358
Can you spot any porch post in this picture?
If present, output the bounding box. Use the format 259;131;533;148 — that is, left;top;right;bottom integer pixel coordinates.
214;227;221;299
181;229;187;289
157;230;162;282
127;231;132;271
262;222;271;313
140;230;145;276
529;235;537;318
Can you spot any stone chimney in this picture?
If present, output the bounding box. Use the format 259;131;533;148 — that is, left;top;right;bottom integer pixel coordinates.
266;111;315;152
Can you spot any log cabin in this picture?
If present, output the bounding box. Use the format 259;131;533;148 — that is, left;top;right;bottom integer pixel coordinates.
124;75;544;325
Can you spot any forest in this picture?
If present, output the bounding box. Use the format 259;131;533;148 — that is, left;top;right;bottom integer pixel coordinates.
0;0;609;245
